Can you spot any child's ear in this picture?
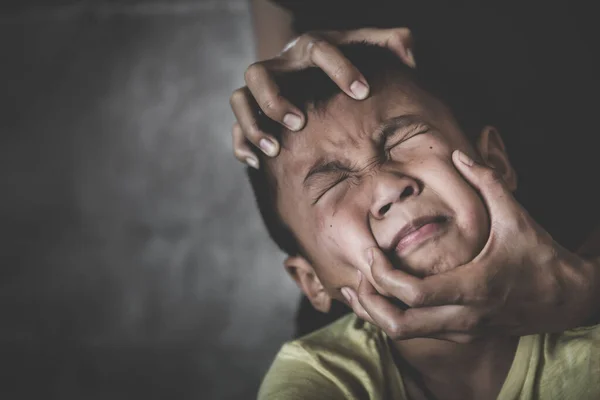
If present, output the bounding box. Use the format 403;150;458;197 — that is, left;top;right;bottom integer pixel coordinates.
476;126;518;191
284;256;332;313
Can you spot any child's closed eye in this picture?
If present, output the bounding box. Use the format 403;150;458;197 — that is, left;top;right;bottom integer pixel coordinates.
387;128;431;158
311;172;351;205
387;127;430;150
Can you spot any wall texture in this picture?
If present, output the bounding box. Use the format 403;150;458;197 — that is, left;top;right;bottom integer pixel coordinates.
0;1;299;399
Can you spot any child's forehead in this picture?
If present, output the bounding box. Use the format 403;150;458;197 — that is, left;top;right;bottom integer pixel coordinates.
272;88;441;176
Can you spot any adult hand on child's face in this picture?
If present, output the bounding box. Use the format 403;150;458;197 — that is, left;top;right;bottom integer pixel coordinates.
230;27;415;168
341;150;599;343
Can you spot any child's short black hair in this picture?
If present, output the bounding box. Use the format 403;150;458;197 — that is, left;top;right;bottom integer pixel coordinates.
247;43;495;257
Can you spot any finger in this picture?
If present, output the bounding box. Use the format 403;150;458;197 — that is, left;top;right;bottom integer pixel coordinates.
341;287;377;325
244;62;305;131
356;275;483;339
370;247;481;307
343;286;476;342
232;122;260;168
341;27;416;68
304;37;370;100
432;332;480;344
230;87;280;157
451;150;519;222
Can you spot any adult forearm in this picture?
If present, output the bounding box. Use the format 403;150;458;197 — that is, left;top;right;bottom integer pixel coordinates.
250;0;295;60
577;225;600;325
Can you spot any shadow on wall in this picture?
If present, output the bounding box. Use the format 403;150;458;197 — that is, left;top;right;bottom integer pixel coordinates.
0;1;298;399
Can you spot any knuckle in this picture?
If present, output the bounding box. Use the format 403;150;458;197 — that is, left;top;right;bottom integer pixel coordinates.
331;63;346;79
472;281;491;303
391;30;405;43
307;38;327;57
460;311;485;333
229;88;246;106
260;93;283;114
244;62;266;84
393;27;412;40
503;211;530;237
515;212;534;234
463;315;480;332
385;320;404;339
406;286;427;307
543;275;566;307
389;29;410;47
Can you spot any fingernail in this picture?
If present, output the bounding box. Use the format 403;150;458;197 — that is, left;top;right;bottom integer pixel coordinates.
341;287;352;303
283;113;302;131
259;138;277;156
405;48;416;68
245;157;259;169
456;150;474;166
350;80;369;100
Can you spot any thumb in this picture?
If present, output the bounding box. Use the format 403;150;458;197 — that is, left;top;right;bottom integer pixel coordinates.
451;150;517;220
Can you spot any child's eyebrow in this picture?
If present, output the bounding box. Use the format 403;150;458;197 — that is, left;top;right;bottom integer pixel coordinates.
302;114;425;188
374;114;426;145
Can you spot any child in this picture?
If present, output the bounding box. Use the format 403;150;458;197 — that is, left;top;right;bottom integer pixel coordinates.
247;44;600;400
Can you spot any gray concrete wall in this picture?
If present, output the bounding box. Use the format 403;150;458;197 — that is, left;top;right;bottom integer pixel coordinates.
0;1;299;399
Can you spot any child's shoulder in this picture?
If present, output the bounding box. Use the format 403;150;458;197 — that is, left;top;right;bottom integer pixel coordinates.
542;323;600;360
258;314;399;400
529;324;600;400
291;313;380;349
276;313;385;368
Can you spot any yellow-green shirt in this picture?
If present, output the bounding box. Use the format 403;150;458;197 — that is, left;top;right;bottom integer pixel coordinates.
259;314;600;399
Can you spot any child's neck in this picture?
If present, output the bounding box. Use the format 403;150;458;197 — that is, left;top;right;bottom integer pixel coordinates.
391;335;519;400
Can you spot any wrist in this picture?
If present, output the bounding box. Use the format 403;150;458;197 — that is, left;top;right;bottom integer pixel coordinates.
552;246;599;329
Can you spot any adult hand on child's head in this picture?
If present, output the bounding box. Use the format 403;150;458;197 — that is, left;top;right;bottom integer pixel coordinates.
341;150;600;343
230;27;415;168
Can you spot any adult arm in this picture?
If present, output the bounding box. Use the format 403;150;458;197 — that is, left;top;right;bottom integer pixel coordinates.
250;0;295;61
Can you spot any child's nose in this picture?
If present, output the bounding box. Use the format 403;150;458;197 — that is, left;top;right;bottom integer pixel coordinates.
370;174;421;219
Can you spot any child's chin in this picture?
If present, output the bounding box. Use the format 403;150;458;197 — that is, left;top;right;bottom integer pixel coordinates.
391;243;470;278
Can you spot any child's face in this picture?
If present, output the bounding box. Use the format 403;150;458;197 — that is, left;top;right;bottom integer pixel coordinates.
268;82;499;305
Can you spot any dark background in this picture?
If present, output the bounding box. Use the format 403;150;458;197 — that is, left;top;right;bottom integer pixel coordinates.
1;1;299;399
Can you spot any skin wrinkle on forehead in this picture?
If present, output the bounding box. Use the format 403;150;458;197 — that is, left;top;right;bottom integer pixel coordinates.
303;115;432;190
270;83;472;220
277;90;408;173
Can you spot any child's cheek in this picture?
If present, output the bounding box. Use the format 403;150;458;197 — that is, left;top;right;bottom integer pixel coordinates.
312;199;390;294
313;201;356;261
